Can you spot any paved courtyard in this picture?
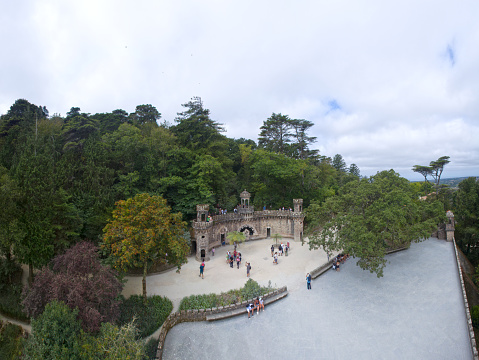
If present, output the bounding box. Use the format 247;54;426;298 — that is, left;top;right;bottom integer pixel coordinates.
160;238;472;360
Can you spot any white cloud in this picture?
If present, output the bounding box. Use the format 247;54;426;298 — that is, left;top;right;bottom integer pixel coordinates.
1;0;478;179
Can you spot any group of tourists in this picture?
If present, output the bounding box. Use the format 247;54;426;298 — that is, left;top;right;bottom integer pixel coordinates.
246;297;264;319
271;242;289;264
332;253;349;271
226;249;242;269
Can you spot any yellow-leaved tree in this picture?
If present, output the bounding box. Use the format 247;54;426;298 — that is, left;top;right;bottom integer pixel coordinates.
102;193;189;302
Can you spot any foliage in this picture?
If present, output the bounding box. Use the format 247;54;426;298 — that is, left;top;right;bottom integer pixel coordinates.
306;170;446;277
0;322;24;360
0;282;29;321
102;193;189;301
226;231;246;245
271;233;282;245
412;156;450;195
144;337;159;360
258;113;293;155
178;278;274;310
23;300;83;360
22;241;123;333
472;305;479;329
118;295;173;338
88;321;147;360
455;177;479;264
0;256;21;291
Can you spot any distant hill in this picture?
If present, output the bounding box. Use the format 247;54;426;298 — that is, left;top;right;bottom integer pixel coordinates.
411;176;478;188
439;177;478;188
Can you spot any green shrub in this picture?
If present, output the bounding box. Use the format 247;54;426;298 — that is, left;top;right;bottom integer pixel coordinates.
0;258;22;291
178;279;275;310
472;305;479;329
145;336;159;359
23;300;82;360
0;283;29;322
0;322;24;360
118;295;172;338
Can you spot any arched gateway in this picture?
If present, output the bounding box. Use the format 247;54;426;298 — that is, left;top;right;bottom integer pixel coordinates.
192;190;304;261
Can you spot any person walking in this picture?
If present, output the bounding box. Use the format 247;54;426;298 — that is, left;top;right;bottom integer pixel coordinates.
199;261;205;279
306;273;312;289
271;245;274;257
236;255;240;269
212;247;215;256
246;262;251;277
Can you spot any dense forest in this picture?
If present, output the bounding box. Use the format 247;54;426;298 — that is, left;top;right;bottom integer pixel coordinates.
2;97;479;358
0;97;363;270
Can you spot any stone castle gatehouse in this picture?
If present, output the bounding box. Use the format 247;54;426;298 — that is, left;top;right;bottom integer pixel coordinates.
192;190;305;261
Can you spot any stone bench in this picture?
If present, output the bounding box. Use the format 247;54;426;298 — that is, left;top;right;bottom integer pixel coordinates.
206;291;288;321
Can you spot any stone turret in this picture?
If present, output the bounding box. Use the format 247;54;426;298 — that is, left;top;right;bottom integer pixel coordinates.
238;189;254;214
196;204;209;222
293;199;303;213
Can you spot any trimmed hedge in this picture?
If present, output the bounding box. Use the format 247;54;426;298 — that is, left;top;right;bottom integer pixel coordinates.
179;278;274;310
118;295;173;339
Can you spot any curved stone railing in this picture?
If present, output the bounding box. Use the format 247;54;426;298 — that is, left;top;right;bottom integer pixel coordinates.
453;238;479;359
155;286;288;360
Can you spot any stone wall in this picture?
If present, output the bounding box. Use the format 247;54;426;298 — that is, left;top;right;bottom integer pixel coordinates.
155;286;288;360
193;209;304;261
453;238;479;360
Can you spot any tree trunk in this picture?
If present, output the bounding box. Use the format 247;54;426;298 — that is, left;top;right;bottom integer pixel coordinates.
142;262;147;304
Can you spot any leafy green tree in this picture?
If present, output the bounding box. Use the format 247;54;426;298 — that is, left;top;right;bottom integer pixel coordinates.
13;126;81;283
23;300;82;360
348;163;360;177
430;156;450;194
102;193;189;302
227;231;246;245
412;165;432;195
454;177;479;262
129;104;161;127
289;118;318;159
332;154;347;172
0;99;48;169
91;110;129;135
250;149;305;208
271;233;282;245
0;167;22;274
306;170;445;277
413;156;450;196
258;113;292;155
61;114;99;152
93;321;146;359
171;96;226;154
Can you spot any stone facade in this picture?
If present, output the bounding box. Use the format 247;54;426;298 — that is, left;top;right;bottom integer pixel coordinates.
192;190;304;261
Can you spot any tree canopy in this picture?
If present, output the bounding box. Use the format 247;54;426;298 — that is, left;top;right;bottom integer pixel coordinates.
22;242;123;333
306;170;445;277
102;193;189;301
454;177;479;262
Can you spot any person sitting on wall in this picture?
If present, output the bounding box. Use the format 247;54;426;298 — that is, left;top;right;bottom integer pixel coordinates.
246;303;254;319
259;297;264;312
253;297;260;314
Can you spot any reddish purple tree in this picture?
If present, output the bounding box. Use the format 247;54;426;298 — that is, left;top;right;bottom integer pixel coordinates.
22;242;123;333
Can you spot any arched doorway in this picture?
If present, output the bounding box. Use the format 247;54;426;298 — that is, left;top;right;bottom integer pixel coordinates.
240;225;254;236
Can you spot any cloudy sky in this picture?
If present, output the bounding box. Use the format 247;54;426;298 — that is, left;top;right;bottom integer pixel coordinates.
1;0;478;180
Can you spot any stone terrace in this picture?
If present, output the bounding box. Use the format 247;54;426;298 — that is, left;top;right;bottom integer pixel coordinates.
161;238;472;360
